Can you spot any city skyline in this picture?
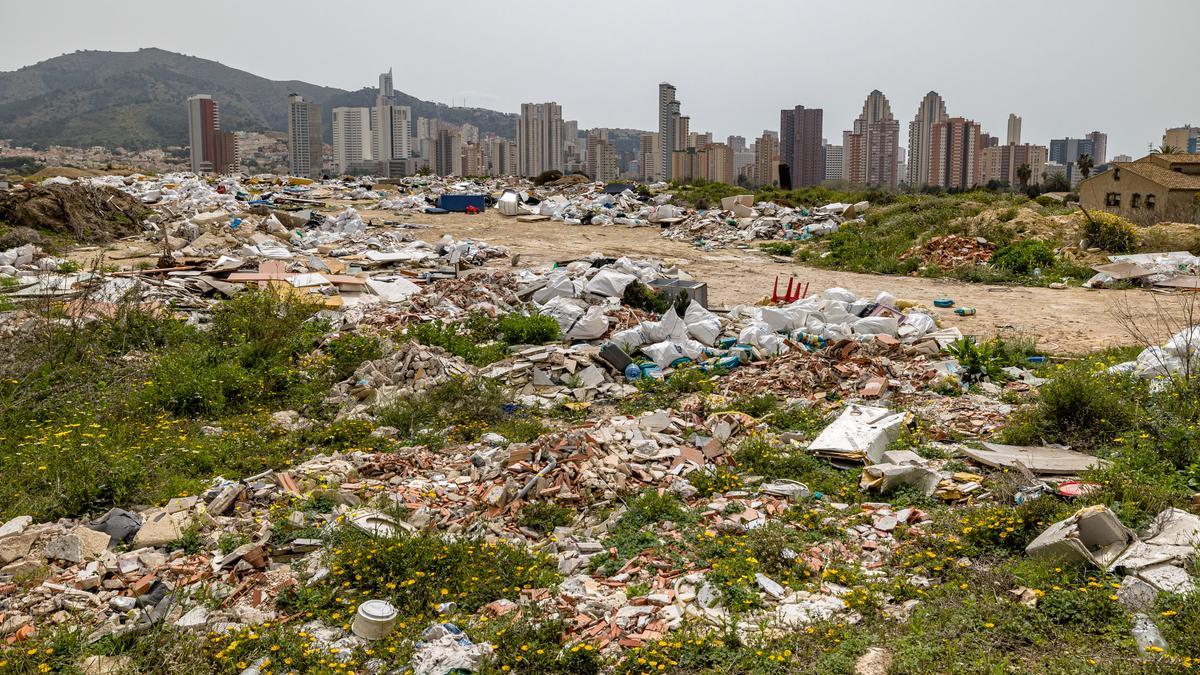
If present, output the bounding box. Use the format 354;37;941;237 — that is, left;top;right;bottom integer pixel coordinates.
3;0;1198;158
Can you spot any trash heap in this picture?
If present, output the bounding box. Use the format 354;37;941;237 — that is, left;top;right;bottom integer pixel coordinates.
329;342;475;418
657;197;867;249
900;234;996;268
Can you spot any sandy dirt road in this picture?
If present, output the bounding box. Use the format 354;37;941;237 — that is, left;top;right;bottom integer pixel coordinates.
358;207;1182;355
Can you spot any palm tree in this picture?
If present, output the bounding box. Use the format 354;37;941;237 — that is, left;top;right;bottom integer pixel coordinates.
1016;164;1032;191
1153;144;1182;155
1076;154;1094;181
1044;170;1070;192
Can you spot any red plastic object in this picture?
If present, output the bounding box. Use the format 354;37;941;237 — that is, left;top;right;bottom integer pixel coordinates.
1056;481;1103;498
772;276;809;303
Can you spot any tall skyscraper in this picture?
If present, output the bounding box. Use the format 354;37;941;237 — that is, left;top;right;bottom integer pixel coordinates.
845;90;900;189
1007;114;1022;145
1085;131;1107;165
727;135;746;153
754;131;780;187
780;106;825;187
585;130;619;182
657;83;678;181
906;91;948;189
1049;137;1096;186
332;107;373;174
929;117;983;189
638;133;659;181
485;136;517;176
517;102;563;176
287;94;322;178
374;68;411;165
824;144;844;182
187;95;236;175
434;129;462;176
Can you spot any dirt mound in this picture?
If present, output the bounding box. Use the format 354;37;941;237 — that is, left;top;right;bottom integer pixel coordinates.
0;183;148;243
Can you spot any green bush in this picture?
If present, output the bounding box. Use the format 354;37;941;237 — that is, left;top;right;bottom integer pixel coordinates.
519;501;573;533
406;319;508;366
990;239;1057;275
497;312;559;345
1082;212;1137;253
325;333;383;379
1002;364;1140;451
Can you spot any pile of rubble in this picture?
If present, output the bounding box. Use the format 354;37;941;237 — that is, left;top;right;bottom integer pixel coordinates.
329;341;474;418
900;234;996;268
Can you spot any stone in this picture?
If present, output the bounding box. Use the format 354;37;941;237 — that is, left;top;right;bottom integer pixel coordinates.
0;614;33;638
755;572;786;599
0;530;37;564
0;515;32;539
132;510;181;548
45;527;111;564
176;606;209;630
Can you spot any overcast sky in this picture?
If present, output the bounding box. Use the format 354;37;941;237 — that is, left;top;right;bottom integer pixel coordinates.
3;0;1197;158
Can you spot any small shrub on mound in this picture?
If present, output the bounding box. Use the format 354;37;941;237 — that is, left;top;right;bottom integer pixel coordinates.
1082;211;1137;253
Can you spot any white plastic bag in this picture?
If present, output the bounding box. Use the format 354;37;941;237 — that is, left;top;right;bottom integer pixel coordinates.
585;269;638;297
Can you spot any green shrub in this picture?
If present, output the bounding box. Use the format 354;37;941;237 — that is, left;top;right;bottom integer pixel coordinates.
1002;364;1140;451
406;319;508;366
519;501;573;533
325;333;383;378
497;312;559;345
947;337;1007;383
1082;212;1138;253
759;241;797;256
990;239;1056;275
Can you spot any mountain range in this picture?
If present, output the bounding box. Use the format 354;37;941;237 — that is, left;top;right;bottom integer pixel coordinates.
0;48;522;150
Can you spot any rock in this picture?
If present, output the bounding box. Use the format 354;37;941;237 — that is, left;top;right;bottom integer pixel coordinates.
270;410;312;432
855;647;893;675
0;530;38;564
131;510;181;548
176;606;209;630
755;572;786;599
0;515;32;539
1118;575;1160;612
45;527;111;563
0;614;33;636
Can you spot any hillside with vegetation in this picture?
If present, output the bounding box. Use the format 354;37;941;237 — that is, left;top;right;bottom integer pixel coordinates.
0;49;520;149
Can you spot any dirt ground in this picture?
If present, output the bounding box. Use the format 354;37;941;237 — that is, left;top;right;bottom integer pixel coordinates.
71;203;1188;355
357;207;1183;355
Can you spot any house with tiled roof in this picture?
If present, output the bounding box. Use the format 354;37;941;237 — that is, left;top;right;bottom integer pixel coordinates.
1080;154;1200;222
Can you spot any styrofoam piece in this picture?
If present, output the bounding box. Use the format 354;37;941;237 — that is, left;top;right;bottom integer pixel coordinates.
1025;505;1135;567
808;404;906;464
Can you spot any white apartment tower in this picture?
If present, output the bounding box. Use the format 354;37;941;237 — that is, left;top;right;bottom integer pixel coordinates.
287;94;322;178
517;102;563;176
1007;114;1022;145
374;68;411;163
332;107;373;174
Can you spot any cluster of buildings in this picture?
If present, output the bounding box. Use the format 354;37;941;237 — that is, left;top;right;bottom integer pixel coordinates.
184;76;1200;199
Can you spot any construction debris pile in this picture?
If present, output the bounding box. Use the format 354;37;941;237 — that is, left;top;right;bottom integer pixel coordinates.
900;234;996;268
2;170;1200;672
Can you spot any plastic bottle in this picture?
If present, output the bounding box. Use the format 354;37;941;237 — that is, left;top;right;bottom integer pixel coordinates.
624;363;642;380
954;307;976;316
1131;613;1168;656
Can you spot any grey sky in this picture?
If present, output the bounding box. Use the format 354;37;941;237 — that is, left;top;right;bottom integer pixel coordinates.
3;0;1197;158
